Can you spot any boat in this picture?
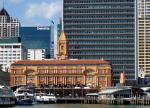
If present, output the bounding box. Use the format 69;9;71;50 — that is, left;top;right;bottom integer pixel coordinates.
14;87;34;105
35;93;57;104
0;85;16;107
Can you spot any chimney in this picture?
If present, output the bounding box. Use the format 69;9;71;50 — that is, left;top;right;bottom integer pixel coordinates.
120;72;125;86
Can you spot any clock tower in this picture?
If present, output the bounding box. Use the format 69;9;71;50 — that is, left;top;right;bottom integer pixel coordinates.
57;31;68;60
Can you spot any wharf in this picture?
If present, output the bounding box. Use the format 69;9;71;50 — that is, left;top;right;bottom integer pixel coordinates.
57;97;85;103
84;95;150;105
12;86;150;105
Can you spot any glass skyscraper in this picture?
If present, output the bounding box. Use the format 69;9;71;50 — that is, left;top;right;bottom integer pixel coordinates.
57;18;62;40
0;8;22;71
20;26;53;59
63;0;137;83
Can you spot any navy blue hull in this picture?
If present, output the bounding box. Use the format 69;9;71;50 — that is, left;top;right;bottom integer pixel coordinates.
36;100;56;104
0;101;16;107
17;99;34;105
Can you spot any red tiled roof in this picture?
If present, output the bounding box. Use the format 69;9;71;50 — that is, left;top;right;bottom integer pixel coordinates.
12;60;110;66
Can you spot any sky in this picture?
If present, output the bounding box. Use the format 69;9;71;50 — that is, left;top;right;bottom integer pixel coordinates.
2;0;62;57
3;0;62;26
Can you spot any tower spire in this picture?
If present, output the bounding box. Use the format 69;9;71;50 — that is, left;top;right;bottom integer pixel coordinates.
57;31;68;60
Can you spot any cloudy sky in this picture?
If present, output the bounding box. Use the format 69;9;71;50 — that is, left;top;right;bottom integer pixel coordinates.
4;0;62;26
3;0;62;56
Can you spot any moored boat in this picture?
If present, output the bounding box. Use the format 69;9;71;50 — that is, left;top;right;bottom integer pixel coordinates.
35;93;57;104
0;85;16;107
14;87;34;105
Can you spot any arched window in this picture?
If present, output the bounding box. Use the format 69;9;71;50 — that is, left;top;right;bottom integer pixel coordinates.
61;45;64;50
85;69;95;75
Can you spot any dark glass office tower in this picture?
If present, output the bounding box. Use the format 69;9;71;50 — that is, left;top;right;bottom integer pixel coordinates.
20;26;52;59
63;0;137;84
57;18;62;40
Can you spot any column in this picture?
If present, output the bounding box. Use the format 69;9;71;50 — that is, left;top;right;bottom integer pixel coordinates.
54;77;56;85
73;76;75;85
46;77;48;85
56;77;57;85
84;76;86;85
65;76;66;85
71;76;73;85
63;76;65;85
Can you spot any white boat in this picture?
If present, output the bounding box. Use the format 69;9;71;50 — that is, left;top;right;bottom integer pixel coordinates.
35;93;57;104
0;85;16;107
14;87;34;105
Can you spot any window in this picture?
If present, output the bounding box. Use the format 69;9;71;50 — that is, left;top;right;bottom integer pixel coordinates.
86;76;93;80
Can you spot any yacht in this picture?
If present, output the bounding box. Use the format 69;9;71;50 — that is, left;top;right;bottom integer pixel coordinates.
35;93;57;104
0;85;16;107
14;87;34;105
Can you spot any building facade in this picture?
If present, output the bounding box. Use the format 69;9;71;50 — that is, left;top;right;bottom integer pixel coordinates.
138;0;150;77
0;66;10;86
10;32;112;88
0;8;22;71
0;38;22;71
10;60;112;88
0;8;19;38
27;49;45;60
63;0;137;83
20;26;54;59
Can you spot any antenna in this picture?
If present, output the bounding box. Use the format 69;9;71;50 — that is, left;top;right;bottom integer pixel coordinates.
2;0;4;9
62;0;64;31
123;65;125;73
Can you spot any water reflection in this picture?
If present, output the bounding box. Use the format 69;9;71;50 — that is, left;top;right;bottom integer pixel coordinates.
14;104;150;108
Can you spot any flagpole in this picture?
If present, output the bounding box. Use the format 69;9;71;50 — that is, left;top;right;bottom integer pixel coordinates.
50;21;54;59
62;0;64;31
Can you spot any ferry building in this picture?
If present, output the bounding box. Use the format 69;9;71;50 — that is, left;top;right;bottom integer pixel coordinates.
10;32;112;88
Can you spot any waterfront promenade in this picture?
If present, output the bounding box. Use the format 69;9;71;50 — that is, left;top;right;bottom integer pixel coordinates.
11;85;150;105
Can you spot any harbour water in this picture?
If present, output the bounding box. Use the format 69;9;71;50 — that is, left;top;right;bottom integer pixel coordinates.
14;104;150;108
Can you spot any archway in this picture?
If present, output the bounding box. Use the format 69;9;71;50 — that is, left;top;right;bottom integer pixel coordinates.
24;69;36;87
84;69;96;87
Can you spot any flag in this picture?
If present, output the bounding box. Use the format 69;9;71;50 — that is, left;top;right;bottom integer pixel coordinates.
51;20;54;24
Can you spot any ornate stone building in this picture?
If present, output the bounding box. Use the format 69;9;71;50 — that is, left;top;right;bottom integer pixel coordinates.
10;32;112;88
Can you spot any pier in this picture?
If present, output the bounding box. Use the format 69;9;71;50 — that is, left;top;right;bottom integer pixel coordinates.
11;85;150;105
34;86;98;104
84;95;150;105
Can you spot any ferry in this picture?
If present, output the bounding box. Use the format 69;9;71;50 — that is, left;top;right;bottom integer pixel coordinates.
14;87;34;105
35;93;57;104
0;85;16;107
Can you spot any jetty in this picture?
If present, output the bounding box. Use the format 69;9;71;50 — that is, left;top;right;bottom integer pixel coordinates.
85;86;150;105
11;85;150;105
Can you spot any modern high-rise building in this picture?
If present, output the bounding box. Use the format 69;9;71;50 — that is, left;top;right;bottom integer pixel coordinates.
0;8;19;38
27;49;45;60
0;8;22;71
63;0;137;83
57;18;62;40
138;0;150;77
20;26;54;59
0;37;22;71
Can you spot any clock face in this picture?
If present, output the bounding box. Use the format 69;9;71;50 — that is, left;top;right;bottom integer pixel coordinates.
61;55;65;59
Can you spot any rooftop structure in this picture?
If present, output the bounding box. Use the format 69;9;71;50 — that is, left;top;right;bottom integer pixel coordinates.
0;8;20;38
